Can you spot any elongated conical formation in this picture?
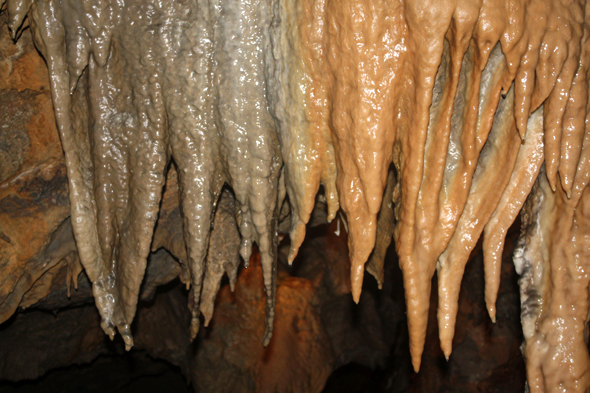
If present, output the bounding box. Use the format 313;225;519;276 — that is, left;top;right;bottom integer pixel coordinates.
516;163;590;393
3;0;590;390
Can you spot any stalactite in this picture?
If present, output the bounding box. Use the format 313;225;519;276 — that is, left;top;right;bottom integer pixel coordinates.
482;106;545;322
365;168;396;289
516;164;590;392
200;188;241;326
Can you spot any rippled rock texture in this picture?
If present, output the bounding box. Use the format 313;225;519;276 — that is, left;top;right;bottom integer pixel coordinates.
2;0;590;392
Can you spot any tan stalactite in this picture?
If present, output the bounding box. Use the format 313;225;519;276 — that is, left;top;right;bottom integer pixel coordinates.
539;1;585;192
323;0;405;304
516;163;590;392
301;0;340;225
365;168;396;289
4;0;590;390
270;0;318;265
437;84;521;359
482;107;545;322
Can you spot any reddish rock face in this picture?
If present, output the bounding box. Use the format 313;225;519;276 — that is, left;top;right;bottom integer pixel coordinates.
0;14;72;325
193;254;334;393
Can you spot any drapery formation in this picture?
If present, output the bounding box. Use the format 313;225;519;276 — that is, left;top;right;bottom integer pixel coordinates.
2;0;590;390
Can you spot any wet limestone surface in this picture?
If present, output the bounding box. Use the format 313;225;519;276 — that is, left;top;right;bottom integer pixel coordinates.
2;1;590;391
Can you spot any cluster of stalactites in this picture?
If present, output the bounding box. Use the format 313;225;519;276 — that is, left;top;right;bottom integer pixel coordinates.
2;0;287;350
287;0;590;383
4;0;590;391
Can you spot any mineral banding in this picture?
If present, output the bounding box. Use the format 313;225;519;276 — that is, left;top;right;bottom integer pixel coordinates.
2;0;590;391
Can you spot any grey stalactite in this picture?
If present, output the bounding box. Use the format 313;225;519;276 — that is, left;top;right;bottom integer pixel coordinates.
201;188;241;327
27;0;120;341
212;0;281;345
6;0;29;38
160;0;222;340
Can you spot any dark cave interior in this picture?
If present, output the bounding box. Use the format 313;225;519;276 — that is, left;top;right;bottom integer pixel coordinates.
0;217;526;392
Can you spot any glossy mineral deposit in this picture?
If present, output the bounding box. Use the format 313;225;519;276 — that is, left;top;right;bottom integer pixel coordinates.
2;0;590;391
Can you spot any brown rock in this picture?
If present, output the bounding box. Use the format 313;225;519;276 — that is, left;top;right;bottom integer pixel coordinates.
194;253;334;393
0;15;71;324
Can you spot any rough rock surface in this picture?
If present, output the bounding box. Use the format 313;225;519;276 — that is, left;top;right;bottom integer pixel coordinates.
0;12;71;325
